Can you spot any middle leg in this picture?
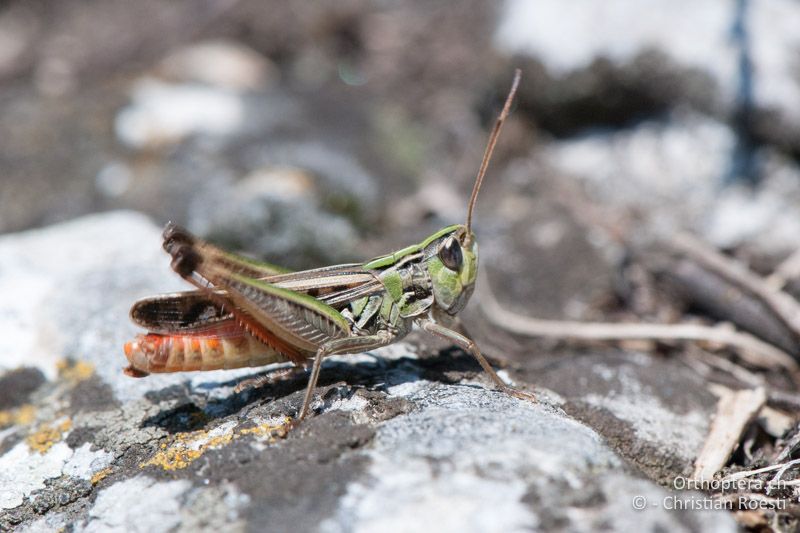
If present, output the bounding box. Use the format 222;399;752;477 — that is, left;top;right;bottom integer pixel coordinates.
297;330;395;421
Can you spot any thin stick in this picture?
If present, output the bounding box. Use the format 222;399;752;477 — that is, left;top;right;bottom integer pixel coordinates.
465;69;521;242
722;458;800;482
769;390;800;411
692;387;766;481
768;461;796;493
670;233;800;342
766;248;800;290
684;360;797;426
478;270;797;370
688;347;766;387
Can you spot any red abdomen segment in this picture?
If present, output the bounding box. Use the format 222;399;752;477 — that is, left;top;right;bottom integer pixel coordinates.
123;329;291;376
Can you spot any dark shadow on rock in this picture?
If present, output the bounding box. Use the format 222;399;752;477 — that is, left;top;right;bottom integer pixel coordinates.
216;411;374;533
140;348;492;434
68;376;120;414
512;51;718;139
141;402;212;434
0;367;46;409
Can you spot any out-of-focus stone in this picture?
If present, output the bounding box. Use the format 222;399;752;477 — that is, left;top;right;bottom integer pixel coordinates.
542;112;800;253
189;143;380;269
157;40;277;91
115;79;247;149
496;0;800;146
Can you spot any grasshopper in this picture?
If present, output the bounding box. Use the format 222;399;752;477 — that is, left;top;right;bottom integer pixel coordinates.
123;69;533;421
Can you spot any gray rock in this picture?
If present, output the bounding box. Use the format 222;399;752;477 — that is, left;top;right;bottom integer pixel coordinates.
80;477;191;533
496;0;800;148
541;112;800;253
0;212;736;531
526;351;718;481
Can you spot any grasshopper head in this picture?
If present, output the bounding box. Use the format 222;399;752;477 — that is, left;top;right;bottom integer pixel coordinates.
425;70;520;315
425;225;478;315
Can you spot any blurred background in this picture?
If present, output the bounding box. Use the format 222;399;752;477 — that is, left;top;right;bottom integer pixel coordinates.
3;3;800;530
3;0;799;267
2;0;800;352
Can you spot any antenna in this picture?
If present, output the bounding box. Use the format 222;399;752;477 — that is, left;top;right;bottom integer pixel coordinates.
464;68;521;243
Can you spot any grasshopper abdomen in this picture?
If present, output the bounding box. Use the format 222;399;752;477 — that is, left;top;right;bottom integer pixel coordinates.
123;328;289;376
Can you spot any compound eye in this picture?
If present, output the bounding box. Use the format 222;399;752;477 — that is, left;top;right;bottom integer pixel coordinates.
438;237;463;271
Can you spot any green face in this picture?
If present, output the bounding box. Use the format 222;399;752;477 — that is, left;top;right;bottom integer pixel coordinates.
425;225;479;315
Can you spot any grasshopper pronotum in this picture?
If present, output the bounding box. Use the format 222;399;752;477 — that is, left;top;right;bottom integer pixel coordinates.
123;69;534;421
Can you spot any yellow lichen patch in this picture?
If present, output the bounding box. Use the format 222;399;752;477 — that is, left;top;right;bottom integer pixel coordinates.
239;417;292;440
140;428;235;471
0;404;37;428
57;359;95;382
140;418;292;471
26;418;72;454
91;467;113;486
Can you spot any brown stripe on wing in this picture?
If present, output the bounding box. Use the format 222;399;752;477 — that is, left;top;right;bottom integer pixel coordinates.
162;223;384;309
204;266;350;353
319;281;387;307
165;240;350;352
266;265;384;306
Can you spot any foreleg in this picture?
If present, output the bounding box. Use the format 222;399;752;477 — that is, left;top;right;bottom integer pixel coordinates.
417;318;536;402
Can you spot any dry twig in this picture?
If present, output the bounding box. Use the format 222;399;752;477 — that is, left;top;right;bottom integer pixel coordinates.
478;270;797;370
693;387;767;481
775;423;800;463
767;248;800;290
670;233;800;343
683;347;766;388
723;459;800;482
654;257;799;354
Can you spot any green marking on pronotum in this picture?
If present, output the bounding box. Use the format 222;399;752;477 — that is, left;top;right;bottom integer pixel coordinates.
362;244;418;270
427;256;461;310
363;225;462;270
380;270;404;301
